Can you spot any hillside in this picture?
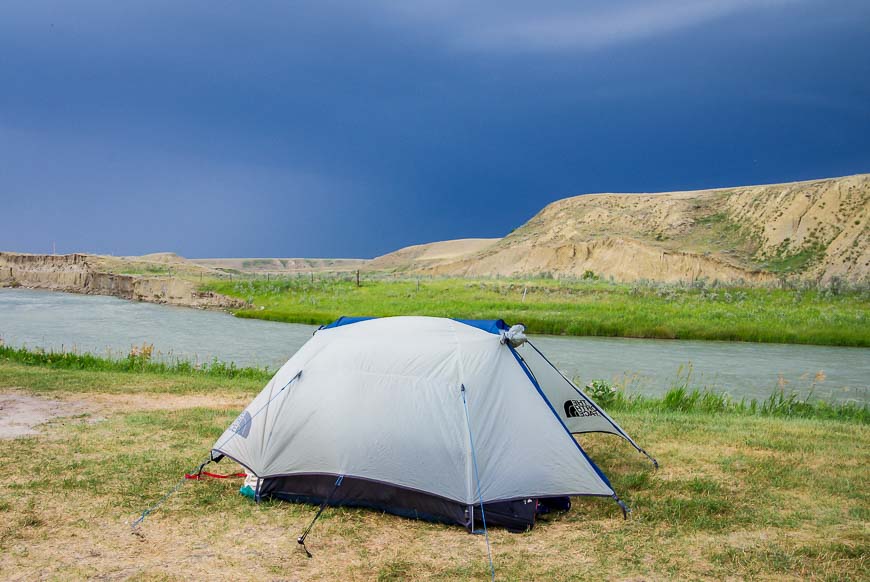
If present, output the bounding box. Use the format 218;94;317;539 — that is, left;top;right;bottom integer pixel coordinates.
367;238;499;271
422;174;869;283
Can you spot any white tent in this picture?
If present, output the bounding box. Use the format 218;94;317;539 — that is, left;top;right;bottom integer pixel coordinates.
211;316;653;531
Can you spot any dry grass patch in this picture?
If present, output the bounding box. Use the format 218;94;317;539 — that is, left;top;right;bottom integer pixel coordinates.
0;379;866;579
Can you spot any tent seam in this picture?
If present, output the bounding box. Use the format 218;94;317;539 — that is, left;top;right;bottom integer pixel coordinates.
449;319;475;506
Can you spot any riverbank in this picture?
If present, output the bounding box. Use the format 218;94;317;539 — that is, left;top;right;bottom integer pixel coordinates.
0;354;866;579
0;252;244;310
205;276;870;346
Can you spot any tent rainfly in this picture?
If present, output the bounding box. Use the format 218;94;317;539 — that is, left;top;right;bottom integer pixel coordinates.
209;316;656;533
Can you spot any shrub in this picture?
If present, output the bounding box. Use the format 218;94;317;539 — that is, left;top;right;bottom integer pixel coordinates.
586;379;617;408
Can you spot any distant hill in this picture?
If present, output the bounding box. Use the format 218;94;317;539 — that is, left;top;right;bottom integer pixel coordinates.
415;174;869;283
367;238;499;272
191;257;367;274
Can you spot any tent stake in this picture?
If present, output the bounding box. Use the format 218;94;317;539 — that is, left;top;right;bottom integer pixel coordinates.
297;475;344;558
613;494;631;519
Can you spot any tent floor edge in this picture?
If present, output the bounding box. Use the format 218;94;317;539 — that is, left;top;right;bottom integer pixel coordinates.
259;474;545;532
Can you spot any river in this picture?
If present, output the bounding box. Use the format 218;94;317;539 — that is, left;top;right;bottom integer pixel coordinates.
0;288;866;403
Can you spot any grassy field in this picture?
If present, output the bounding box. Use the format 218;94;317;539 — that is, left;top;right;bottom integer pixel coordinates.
203;277;870;346
0;353;867;579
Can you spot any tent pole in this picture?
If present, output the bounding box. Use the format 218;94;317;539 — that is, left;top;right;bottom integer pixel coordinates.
462;385;495;580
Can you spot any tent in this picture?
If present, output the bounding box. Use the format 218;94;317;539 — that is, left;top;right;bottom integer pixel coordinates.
209;316;654;533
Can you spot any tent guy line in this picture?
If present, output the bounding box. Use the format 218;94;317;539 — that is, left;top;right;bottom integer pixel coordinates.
129;369;303;531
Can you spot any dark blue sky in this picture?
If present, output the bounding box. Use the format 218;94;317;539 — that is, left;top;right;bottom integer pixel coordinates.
1;1;869;258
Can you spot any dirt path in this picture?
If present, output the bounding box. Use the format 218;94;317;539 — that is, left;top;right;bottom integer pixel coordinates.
0;390;249;439
0;392;90;439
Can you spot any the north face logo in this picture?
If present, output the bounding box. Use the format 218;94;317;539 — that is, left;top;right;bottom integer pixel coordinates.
229;411;252;438
564;399;599;418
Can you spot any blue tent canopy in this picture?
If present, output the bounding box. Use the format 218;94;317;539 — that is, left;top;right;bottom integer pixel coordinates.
322;316;509;335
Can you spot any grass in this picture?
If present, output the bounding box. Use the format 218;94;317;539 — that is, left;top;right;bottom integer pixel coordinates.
0;346;268;396
0;357;867;579
584;366;868;423
762;243;827;275
0;344;272;383
604;386;867;423
202;276;870;346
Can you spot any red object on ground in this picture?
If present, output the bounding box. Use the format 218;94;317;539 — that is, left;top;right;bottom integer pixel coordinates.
184;471;246;480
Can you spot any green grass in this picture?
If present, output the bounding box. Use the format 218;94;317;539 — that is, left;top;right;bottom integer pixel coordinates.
0;345;269;395
0;344;272;383
0;358;867;579
202;276;870;346
602;386;867;423
762;243;827;275
582;365;868;423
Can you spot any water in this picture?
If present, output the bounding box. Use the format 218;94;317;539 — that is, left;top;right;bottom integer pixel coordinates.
1;288;867;403
0;288;315;369
533;335;868;404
